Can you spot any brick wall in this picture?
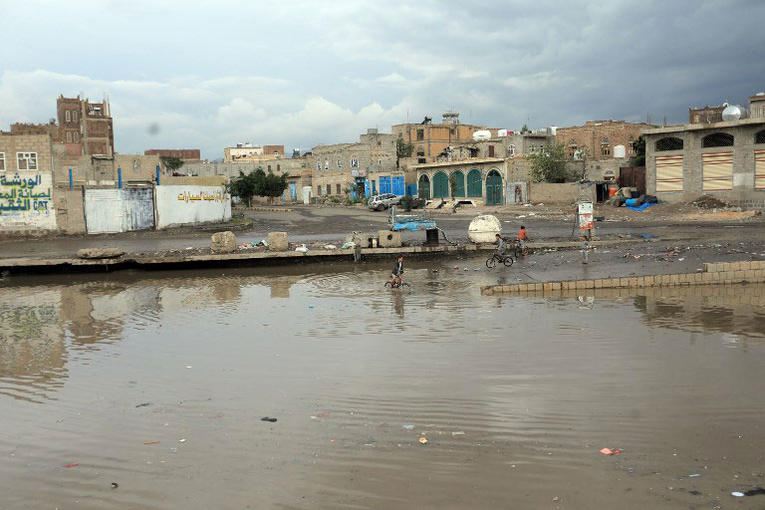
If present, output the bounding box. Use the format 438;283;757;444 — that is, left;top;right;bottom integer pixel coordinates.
556;120;651;161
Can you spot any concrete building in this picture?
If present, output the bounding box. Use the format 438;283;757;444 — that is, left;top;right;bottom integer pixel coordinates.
308;129;399;198
644;116;765;207
392;112;494;164
689;104;725;124
56;95;114;157
556;120;653;161
413;158;508;205
144;149;201;161
223;143;284;163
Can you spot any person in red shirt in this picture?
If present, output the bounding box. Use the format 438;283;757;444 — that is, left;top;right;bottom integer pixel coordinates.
517;225;529;255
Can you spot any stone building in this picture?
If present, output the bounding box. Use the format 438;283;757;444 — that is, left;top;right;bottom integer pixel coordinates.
392;112;494;164
750;92;765;119
556;120;652;161
644;117;765;206
308;129;399;198
413;158;508;205
689;104;725;124
144;149;201;161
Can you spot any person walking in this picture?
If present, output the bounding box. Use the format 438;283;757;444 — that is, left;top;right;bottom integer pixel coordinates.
517;225;529;255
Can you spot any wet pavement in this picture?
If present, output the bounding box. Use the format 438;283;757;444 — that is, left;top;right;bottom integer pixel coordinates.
1;261;764;509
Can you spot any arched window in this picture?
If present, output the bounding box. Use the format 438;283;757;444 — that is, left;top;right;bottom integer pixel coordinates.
702;132;734;148
656;137;684;151
418;174;430;200
433;171;449;198
756;130;765;144
467;169;482;197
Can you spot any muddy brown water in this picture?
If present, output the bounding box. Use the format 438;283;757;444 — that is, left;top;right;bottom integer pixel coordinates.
1;261;764;509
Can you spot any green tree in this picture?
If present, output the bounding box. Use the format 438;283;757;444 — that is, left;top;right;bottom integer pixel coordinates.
520;123;529;134
528;142;568;183
227;170;259;207
630;135;646;166
396;134;414;168
260;172;289;203
160;156;185;173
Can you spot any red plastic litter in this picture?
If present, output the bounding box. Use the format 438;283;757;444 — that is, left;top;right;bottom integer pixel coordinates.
64;463;79;468
600;448;620;456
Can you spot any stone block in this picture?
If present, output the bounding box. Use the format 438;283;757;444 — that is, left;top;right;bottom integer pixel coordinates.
645;275;655;286
211;231;236;253
551;282;562;290
378;230;402;248
77;248;125;259
267;231;288;251
594;279;603;289
745;270;755;281
534;283;543;292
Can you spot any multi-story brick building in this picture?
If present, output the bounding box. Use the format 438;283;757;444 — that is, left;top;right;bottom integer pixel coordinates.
144;149;201;161
555;120;653;161
392;112;495;164
56;95;114;157
750;92;765;119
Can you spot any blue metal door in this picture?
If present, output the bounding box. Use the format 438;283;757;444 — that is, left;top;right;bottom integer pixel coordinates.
289;182;297;200
379;176;392;194
364;179;371;197
392;176;405;196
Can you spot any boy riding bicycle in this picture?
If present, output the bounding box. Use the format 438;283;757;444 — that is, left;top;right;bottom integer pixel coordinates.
389;255;404;287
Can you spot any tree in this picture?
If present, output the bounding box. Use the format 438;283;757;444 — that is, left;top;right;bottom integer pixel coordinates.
160;156;184;173
528;142;568;183
630;135;646;166
396;134;414;168
520;123;529;134
260;172;289;203
227;170;259;207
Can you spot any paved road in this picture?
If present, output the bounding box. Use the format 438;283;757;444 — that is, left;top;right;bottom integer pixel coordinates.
1;206;763;259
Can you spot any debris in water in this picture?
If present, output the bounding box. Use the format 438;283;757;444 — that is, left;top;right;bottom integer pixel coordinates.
687;473;700;478
261;417;277;423
63;463;79;468
178;438;187;443
452;431;465;437
418;437;428;444
111;482;119;489
135;402;151;408
143;440;160;445
402;424;415;430
732;492;745;497
600;448;620;455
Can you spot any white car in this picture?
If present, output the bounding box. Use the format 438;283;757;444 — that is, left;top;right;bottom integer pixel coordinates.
368;193;401;211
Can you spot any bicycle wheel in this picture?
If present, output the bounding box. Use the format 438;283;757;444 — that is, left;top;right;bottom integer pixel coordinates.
503;256;514;267
486;256;497;269
384;282;391;288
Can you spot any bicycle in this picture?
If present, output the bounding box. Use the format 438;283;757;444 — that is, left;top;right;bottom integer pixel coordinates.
486;252;514;269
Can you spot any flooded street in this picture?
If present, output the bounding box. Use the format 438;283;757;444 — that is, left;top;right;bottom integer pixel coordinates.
1;260;764;509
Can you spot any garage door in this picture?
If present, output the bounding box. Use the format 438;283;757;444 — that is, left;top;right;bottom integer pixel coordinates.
655;155;683;192
702;152;733;191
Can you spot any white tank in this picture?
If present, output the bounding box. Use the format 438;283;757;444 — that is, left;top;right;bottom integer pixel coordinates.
473;130;491;141
722;104;744;121
468;214;502;243
613;144;626;158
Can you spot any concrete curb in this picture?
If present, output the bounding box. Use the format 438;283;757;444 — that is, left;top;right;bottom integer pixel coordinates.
481;260;765;295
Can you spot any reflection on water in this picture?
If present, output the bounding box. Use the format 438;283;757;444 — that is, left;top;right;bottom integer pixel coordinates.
0;266;763;509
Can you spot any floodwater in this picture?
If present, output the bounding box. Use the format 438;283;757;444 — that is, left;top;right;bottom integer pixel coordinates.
1;260;764;509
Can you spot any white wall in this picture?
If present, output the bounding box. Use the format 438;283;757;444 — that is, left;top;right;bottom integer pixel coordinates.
155;185;231;229
0;171;57;231
84;188;155;234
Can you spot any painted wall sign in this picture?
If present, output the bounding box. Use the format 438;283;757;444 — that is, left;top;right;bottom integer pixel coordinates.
0;172;56;230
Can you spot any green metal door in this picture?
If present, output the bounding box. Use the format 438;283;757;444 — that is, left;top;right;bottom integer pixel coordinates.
452;171;465;197
433;171;448;198
418;175;430;200
467;169;482;197
486;170;503;205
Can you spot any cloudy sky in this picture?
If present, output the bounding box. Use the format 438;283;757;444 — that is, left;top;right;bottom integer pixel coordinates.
2;0;763;159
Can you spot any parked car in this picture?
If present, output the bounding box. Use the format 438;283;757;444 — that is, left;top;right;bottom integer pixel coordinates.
368;193;402;211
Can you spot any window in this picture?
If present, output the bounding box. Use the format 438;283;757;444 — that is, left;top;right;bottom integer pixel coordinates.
507;144;516;156
0;152;4;171
416;129;424;141
756;130;765;145
324;160;329;170
72;111;78;123
350;158;359;168
316;161;321;171
600;137;610;156
66;131;73;143
65;110;71;122
17;152;38;170
702;133;734;148
277;164;280;172
488;145;495;157
656;137;684;151
337;159;342;169
73;132;79;143
326;184;332;195
416;148;425;157
377;159;382;166
336;184;341;194
267;165;272;172
418;158;426;164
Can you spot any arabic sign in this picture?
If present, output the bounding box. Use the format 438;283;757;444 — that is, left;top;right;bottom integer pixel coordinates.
578;201;593;230
176;190;226;203
156;185;231;229
0;172;57;230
